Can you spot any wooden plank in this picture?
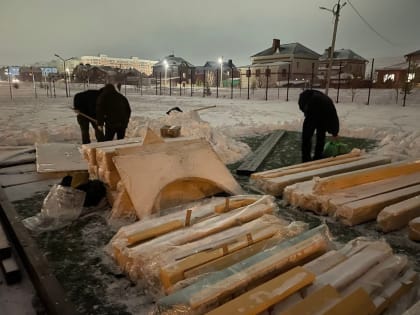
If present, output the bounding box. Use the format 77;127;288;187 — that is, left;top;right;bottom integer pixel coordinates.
156;225;330;313
0;146;36;168
81;137;142;166
253;156;391;196
251;151;363;179
191;229;328;309
341;254;408;296
159;224;280;291
206;267;315;315
304;250;347;276
372;269;418;315
0;221;11;259
311;241;392;293
0;186;79;315
377;196;420;232
408;217;420;241
127;220;184;246
183;222;307;280
35;143;87;173
402;299;420;315
0;171;69;188
336;184;420;226
236;130;285;175
280;285;341;315
314;159;420;194
326;172;420;216
111;195;278;273
320;288;376;315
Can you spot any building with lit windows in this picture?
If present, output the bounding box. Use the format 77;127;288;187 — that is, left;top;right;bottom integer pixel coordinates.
79;54;157;75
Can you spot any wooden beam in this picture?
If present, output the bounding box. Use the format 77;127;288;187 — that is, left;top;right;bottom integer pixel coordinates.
156;225;330;313
314;159;420;194
253;156;391;196
336;184;420;226
326;172;420;215
377;195;420;232
206;267;315;315
236;130;285;175
320;288;376;315
280;285;341;315
183;222;307;281
408;217;420;241
251;150;363;179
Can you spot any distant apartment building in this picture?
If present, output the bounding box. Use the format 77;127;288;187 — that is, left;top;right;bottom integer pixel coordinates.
79;54;157;75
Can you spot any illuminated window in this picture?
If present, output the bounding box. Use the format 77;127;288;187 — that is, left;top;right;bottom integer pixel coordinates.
383;73;395;82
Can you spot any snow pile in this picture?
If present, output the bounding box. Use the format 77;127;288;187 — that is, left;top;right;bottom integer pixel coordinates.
129;109;251;165
374;130;420;161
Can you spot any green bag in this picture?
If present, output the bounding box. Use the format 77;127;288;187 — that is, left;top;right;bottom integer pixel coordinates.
323;141;350;158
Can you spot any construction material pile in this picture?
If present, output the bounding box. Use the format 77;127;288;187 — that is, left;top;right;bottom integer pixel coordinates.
250;149;391;197
80;134;243;219
79;134;419;314
251;149;420;240
107;194;419;315
282;159;420;239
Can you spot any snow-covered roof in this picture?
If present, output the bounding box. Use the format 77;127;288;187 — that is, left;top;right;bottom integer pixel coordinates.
319;49;367;62
405;50;420;57
247;61;291;67
154;55;195;68
203;61;236;69
376;62;409;71
251;42;321;60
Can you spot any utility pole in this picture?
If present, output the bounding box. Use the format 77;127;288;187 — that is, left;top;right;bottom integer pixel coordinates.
320;0;346;96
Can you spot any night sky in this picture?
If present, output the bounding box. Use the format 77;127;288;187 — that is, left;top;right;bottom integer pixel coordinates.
1;0;419;66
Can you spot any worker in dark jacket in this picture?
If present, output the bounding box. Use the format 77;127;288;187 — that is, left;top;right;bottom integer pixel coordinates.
298;89;340;162
96;84;131;141
73;89;105;144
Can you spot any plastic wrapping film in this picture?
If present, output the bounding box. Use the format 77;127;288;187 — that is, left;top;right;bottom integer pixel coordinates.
312;240;393;292
282;179;324;214
341;254;408;296
166;220;308;294
258;237;417;315
372;268;419;315
23;184;85;233
402;299;420;315
154;224;333;315
108;195;265;253
120;195;279;278
139;214;288;296
108;195;278;271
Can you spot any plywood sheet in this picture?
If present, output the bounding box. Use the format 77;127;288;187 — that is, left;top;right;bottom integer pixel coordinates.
113;139;244;218
36;143;87;173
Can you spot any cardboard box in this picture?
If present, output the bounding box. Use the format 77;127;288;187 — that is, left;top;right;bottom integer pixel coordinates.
160;125;181;138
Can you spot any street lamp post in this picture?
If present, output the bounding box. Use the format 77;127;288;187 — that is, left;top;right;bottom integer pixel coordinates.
218;57;223;88
54;54;75;97
320;0;346;96
163;59;168;89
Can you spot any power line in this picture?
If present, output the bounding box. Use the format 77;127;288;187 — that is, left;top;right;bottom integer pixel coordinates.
347;0;396;46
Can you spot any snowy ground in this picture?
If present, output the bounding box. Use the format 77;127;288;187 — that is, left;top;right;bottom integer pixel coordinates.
1;82;420;314
1;81;420;164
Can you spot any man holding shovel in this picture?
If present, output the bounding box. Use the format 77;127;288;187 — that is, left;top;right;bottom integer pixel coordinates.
73;89;105;144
